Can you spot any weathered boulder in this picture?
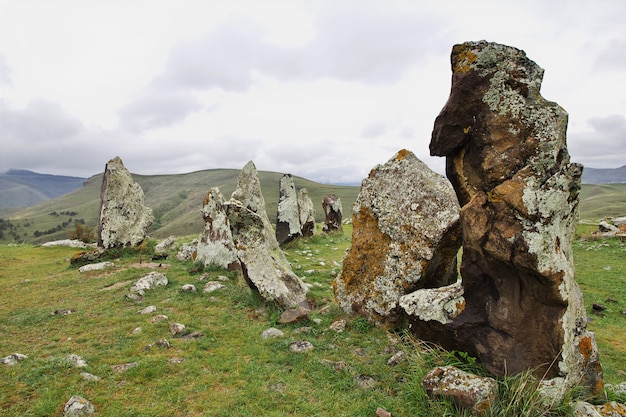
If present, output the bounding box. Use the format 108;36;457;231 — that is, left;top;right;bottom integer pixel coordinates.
129;271;168;296
226;161;308;308
422;365;498;415
63;396;95;417
298;188;316;236
97;157;153;248
176;239;198;261
78;261;114;273
322;194;343;232
334;149;461;325
276;174;302;245
196;188;239;269
154;236;176;254
424;40;602;396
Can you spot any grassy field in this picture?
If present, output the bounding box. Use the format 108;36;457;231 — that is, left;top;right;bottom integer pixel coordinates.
0;224;624;416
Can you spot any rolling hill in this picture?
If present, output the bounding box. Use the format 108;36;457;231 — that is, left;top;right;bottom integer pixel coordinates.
0;169;361;244
0;167;624;245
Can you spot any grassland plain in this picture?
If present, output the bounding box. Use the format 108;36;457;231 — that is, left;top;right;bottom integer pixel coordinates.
1;223;625;416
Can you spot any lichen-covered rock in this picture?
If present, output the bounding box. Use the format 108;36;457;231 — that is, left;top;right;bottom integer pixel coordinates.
63;396;95;417
426;40;602;396
97;156;153;248
154;236;176;254
196;188;239;269
226;161;308;309
422;365;497;415
276;174;302;245
334;149;461;325
399;281;465;325
129;271;168;296
322;194;343;232
176;239;198;261
298;188;316;236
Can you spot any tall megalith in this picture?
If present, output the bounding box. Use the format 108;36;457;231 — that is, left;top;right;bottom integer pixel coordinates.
334;149;461;326
97;156;153;248
196;187;239;270
226;161;309;308
423;40;602;396
322;194;342;232
276;174;302;245
298;188;316;237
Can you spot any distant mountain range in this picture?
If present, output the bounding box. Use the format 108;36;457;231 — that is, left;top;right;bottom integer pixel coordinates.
0;170;86;209
581;165;626;185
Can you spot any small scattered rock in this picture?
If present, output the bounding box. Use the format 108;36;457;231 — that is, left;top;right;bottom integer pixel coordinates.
376;407;393;417
268;383;285;393
356;374;377;389
151;314;168;323
155;338;171;348
168;357;184;364
329;319;346;332
66;354;88;368
387;350;406;366
78;261;114;273
138;305;157;315
63;395;95;417
261;327;284;339
169;322;186;336
129;272;168;296
80;372;100;381
293;326;313;334
181;284;197;292
131;327;142;334
180;331;204;340
593;303;607;311
216;275;230;281
353;347;366;356
111;362;138;373
279;307;310;324
1;353;28;365
203;281;226;293
289;340;314;353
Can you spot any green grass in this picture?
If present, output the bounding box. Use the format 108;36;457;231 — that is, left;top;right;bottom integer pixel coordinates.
0;225;624;416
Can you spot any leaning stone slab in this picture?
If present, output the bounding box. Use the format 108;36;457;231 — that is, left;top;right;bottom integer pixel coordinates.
97;156;153;249
426;40;603;398
154;236;176;254
422;365;497;416
334;149;461;325
226;161;308;309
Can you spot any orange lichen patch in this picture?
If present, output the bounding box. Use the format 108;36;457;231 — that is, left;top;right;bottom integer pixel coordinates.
578;336;594;360
395;148;412;160
453;45;477;74
339;207;391;292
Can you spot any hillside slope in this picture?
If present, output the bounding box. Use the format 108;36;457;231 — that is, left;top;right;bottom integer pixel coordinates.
0;169;361;244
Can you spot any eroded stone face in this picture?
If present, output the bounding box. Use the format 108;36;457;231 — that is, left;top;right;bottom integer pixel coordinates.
97;156;153;248
423;40;602;395
334;149;461;325
196;187;239;270
322;194;343;232
297;188;316;237
276;174;302;245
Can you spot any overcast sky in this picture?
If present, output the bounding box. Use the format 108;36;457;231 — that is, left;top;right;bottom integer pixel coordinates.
1;0;625;184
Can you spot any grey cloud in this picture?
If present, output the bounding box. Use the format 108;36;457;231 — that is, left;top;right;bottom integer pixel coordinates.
360;120;417;140
0;53;11;86
594;38;626;72
118;91;203;132
0;99;82;143
568;114;626;168
154;6;439;93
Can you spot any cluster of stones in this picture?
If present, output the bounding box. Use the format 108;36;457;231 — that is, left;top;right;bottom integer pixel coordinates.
275;174;316;245
334;40;606;410
195;161;309;309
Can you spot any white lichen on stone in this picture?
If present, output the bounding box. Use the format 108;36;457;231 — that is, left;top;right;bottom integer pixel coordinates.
400;281;464;324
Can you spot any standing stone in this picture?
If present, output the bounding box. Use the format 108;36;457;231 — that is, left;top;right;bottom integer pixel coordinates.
97;156;153;248
298;188;316;237
226;161;308;308
322;194;343;232
334;149;461;325
276;174;302;245
425;40;602;396
196;187;239;269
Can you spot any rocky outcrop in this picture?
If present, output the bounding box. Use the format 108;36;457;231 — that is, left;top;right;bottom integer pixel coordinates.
322;194;343;232
334;149;461;325
276;174;302;245
422;40;602;396
298;188;316;237
196;188;239;269
226;161;308;308
97;157;153;248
